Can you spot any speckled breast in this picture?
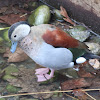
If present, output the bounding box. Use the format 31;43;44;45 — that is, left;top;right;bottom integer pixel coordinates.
18;36;34;55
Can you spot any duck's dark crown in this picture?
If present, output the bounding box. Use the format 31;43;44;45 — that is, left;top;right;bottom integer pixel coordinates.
8;21;29;40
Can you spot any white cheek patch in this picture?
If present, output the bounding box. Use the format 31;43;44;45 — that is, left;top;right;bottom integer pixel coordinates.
11;24;30;41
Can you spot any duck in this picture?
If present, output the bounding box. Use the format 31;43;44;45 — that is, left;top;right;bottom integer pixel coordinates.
8;21;100;82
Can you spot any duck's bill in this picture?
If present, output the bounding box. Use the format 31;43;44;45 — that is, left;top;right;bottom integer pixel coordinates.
10;41;18;53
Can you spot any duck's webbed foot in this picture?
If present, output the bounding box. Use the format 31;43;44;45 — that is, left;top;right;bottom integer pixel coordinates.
35;68;55;82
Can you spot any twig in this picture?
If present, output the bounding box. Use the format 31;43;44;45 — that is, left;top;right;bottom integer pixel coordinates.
85;92;97;100
83;88;100;92
60;6;75;25
20;13;28;18
64;93;79;100
71;18;100;38
39;0;55;9
0;88;100;98
0;27;9;31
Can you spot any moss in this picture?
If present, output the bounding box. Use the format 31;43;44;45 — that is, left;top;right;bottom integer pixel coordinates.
3;74;16;81
3;29;10;42
0;37;4;43
3;64;18;75
6;84;21;93
2;64;18;81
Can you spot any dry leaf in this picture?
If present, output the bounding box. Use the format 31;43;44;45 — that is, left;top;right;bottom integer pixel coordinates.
0;19;5;23
0;7;8;13
60;6;75;25
0;14;27;25
73;89;89;100
3;6;30;15
77;67;95;78
89;73;100;89
3;47;29;62
89;59;100;69
61;78;91;90
6;67;54;99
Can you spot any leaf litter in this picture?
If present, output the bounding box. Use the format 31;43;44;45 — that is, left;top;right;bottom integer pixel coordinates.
89;59;100;69
0;2;100;100
0;14;27;25
3;47;29;62
60;6;75;25
6;67;54;99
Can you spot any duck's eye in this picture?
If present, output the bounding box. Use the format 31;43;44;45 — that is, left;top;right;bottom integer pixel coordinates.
14;35;17;38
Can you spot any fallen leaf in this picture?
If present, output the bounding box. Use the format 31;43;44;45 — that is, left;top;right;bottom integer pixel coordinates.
61;78;91;90
73;89;85;96
89;74;100;89
3;47;29;62
0;7;8;13
85;42;100;55
89;59;100;69
75;61;96;77
60;6;75;25
73;89;90;100
2;6;20;15
77;67;95;78
6;67;54;99
3;6;30;15
0;14;27;25
0;19;5;23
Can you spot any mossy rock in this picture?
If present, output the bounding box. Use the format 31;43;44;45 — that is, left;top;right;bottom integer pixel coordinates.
3;74;16;81
3;64;18;75
3;29;10;42
6;84;21;93
28;5;51;25
0;37;4;43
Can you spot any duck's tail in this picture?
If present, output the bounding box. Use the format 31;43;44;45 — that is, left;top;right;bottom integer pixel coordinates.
82;53;100;60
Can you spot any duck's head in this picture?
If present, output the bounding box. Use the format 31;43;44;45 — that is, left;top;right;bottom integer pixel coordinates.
8;21;31;53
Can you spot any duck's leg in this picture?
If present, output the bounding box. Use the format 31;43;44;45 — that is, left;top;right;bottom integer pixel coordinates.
36;68;55;82
35;68;49;75
44;69;55;79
